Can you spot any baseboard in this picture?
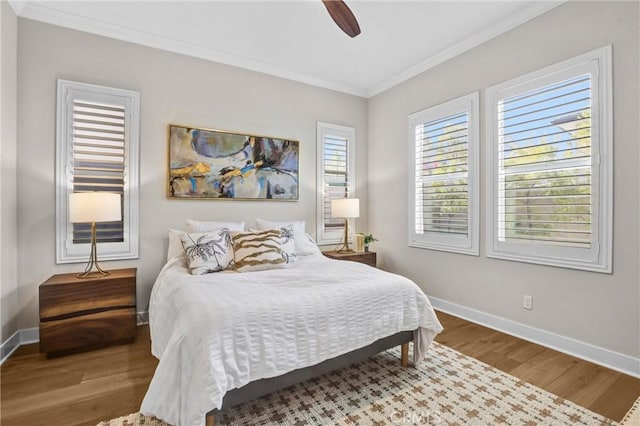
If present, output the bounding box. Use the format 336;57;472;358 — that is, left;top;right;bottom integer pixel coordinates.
430;296;640;378
4;304;638;377
20;327;39;345
0;327;39;365
0;311;149;365
0;330;21;364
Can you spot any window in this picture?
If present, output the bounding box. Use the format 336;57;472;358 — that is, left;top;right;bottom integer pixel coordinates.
56;80;140;263
486;46;612;272
316;122;355;245
408;93;479;255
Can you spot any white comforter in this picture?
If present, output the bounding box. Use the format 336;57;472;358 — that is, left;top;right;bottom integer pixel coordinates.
141;253;443;426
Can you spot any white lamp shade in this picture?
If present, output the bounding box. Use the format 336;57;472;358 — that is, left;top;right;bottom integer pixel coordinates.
69;192;121;223
331;198;360;218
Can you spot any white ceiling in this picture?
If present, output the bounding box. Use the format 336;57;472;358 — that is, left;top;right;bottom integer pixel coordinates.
9;1;563;98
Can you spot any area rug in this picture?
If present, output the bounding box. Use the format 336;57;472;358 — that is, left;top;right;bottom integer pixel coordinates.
98;342;621;425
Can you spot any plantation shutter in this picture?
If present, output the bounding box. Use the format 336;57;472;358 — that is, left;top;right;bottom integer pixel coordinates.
316;122;355;245
71;100;125;244
56;79;140;264
498;74;592;248
408;92;478;255
323;135;350;231
415;111;469;236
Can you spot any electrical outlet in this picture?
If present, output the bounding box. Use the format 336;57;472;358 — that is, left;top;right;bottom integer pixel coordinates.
523;295;533;310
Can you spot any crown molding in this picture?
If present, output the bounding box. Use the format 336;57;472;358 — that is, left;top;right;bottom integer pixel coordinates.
366;1;566;97
12;1;564;99
12;1;369;98
7;0;26;16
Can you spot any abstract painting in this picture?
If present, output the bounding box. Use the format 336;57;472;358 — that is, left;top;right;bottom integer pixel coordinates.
168;125;299;200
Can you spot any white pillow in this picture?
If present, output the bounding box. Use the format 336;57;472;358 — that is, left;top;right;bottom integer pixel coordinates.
186;220;245;233
167;228;187;260
232;229;296;272
254;219;321;256
304;233;322;256
181;229;235;275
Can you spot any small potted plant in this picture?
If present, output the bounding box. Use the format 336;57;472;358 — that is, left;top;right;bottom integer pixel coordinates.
363;234;378;252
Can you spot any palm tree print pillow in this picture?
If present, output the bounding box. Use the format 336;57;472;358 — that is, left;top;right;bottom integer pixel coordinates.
181;228;234;275
232;228;297;272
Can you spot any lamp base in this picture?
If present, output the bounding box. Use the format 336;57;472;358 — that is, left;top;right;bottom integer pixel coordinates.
334;218;354;254
76;221;111;279
76;270;111;279
336;247;355;254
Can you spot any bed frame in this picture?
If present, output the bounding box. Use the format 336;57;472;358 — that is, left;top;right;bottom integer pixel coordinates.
205;330;413;425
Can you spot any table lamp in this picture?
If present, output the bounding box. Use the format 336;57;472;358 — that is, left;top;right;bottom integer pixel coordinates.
331;198;359;253
69;192;122;278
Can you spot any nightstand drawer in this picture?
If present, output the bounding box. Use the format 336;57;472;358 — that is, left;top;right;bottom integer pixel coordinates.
39;269;136;320
39;308;136;354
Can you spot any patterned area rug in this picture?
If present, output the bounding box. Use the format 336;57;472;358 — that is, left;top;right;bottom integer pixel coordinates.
98;342;622;426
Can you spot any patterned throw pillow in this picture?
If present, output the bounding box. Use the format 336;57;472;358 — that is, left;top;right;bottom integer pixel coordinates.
255;219;321;256
232;228;297;272
181;228;234;275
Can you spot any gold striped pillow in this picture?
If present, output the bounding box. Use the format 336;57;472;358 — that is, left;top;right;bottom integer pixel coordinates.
232;229;296;272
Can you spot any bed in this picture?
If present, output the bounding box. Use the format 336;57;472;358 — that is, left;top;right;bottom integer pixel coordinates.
141;236;443;426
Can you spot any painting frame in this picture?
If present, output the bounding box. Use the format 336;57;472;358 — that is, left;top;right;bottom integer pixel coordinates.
168;124;300;201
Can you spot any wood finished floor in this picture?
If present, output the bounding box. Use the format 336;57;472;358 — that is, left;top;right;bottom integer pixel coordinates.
1;311;638;426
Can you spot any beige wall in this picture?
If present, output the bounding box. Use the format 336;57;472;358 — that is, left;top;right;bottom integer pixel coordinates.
368;1;639;357
16;19;368;329
1;1;19;343
10;2;639;363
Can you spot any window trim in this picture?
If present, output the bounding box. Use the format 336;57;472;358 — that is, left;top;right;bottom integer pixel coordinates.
408;92;480;256
485;45;613;273
316;122;356;245
55;79;140;264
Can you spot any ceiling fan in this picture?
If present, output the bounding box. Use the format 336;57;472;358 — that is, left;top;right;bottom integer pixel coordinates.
322;0;361;38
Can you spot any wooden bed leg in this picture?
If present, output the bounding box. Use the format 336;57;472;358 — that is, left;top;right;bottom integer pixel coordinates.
400;342;409;368
206;413;215;426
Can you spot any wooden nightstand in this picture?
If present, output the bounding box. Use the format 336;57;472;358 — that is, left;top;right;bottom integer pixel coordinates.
39;268;137;357
324;250;377;267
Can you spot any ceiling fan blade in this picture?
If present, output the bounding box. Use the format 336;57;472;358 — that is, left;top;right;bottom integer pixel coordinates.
322;0;361;38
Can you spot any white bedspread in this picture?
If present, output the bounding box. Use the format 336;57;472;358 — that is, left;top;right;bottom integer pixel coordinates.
141;254;443;426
